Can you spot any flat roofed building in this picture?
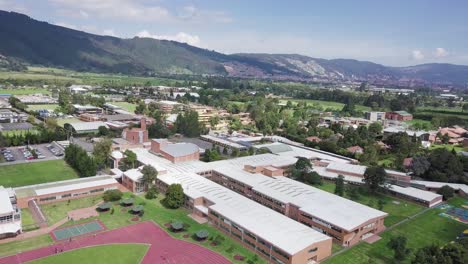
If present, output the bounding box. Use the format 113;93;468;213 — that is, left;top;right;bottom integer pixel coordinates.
157;172;332;264
72;104;103;115
64;121;108;134
14;176;120;208
0;186;21;239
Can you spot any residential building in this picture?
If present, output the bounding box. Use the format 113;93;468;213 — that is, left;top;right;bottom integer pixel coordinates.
365;111;386;122
0;109;27;123
155;100;184;113
346;146;363;155
385;111;413;121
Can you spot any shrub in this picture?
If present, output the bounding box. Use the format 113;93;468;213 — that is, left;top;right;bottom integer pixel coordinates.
145;186;158;200
163;184;184;209
437;185;455;200
102;190;123;202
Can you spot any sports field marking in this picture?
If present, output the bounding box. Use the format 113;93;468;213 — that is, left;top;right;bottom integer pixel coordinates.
51;221;105;241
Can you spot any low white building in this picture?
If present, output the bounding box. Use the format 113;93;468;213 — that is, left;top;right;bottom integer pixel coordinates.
0;186;21;239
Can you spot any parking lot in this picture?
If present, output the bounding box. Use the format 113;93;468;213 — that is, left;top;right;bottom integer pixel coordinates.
0;143;64;165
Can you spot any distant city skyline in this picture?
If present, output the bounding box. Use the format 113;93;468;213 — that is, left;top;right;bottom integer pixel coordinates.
1;0;467;66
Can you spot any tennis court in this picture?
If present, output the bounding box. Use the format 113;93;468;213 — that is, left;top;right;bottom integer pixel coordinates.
51;221;105;241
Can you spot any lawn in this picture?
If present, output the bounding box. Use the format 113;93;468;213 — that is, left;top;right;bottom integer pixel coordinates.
21;208;36;226
404;119;433;130
1;129;39;136
0;235;53;257
112;102;137;113
279;99;370;112
0;160;78;187
429;144;466;152
324;202;467;264
56;117;80;127
27;104;59;111
0;88;51;95
41;196;100;225
29;244;149;264
316;181;424;226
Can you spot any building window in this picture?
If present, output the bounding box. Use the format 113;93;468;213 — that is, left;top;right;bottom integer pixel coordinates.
308;247;318;253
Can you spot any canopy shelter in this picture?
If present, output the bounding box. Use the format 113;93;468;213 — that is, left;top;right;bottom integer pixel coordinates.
131;205;144;213
195;229;209;240
171;221;184;231
98;202;112;211
121;198;134;206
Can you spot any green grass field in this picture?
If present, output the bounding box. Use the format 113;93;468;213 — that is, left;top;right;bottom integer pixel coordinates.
27;104;59;111
324;201;467;264
41;196;100;225
112;102;137;113
316;181;424;226
429;144;466;152
29;244;149;264
404;119;433;129
21;208;36;226
0;235;53;257
56;117;80;127
0;88;51;95
280;99;371;112
0;160;78;187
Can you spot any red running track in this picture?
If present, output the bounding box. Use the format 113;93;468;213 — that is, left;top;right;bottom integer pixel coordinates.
0;221;231;264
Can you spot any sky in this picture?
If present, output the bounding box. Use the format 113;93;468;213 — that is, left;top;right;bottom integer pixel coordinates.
1;0;468;66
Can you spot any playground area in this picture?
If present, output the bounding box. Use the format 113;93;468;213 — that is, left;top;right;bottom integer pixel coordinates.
0;221;231;264
440;207;468;224
51;221;105;241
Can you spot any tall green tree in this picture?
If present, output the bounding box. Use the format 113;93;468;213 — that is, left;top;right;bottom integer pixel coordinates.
164;184;185;209
387;236;411;261
141;165;158;190
335;175;345;196
93;138;112;168
363;166;387;193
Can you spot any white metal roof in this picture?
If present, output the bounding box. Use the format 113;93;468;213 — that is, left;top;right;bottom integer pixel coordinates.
200;135;246;149
388;185;442;203
34;176;117;196
158;172;330;255
161;143;199;158
0;187;14;215
411;180;468;194
124;169;143;182
326;162;367;175
0;222;21;234
67;121;108;131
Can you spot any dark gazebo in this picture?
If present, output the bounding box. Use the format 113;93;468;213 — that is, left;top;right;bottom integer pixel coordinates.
121;198;134;207
131;205;144;214
97;202;112;211
171;221;184;232
195;229;209;240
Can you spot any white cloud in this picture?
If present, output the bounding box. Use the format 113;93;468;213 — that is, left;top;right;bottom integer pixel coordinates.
410;50;425;60
49;0;171;22
434;48;449;58
0;0;28;12
136;30;201;47
103;29;117;37
177;5;233;24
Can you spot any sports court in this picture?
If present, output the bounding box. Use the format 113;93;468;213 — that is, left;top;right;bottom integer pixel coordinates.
51;221;105;241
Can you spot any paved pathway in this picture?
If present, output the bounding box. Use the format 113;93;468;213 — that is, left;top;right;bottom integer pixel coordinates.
0;221;231;264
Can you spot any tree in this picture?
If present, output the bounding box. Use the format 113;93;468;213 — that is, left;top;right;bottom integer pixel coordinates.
123;149;137;169
363;166;387;193
387;236;410;261
145;186;158;199
295;157;312;171
134;102;146;114
93;138;112;168
412;243;468;264
164;184;185;209
463;103;468;113
437;185;455;200
335;175;345;196
98;126;109;136
103;189;123;202
141;165;158;190
411;156;430;176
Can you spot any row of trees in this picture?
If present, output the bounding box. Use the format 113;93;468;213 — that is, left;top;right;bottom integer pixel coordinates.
64;144;97;177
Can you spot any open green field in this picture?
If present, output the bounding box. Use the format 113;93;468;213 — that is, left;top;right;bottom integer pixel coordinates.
280;99;371;112
429;143;466;152
21;208;36;226
56;117;80;127
316;181;424;226
0;235;53;257
0;160;78;187
27;104;59;111
29;244;149;264
112;102;137;113
0;88;51;95
404;119;433;129
324;199;467;264
0;67;190;87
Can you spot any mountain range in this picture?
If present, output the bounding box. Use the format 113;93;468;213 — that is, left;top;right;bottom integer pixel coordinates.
1;10;468;87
